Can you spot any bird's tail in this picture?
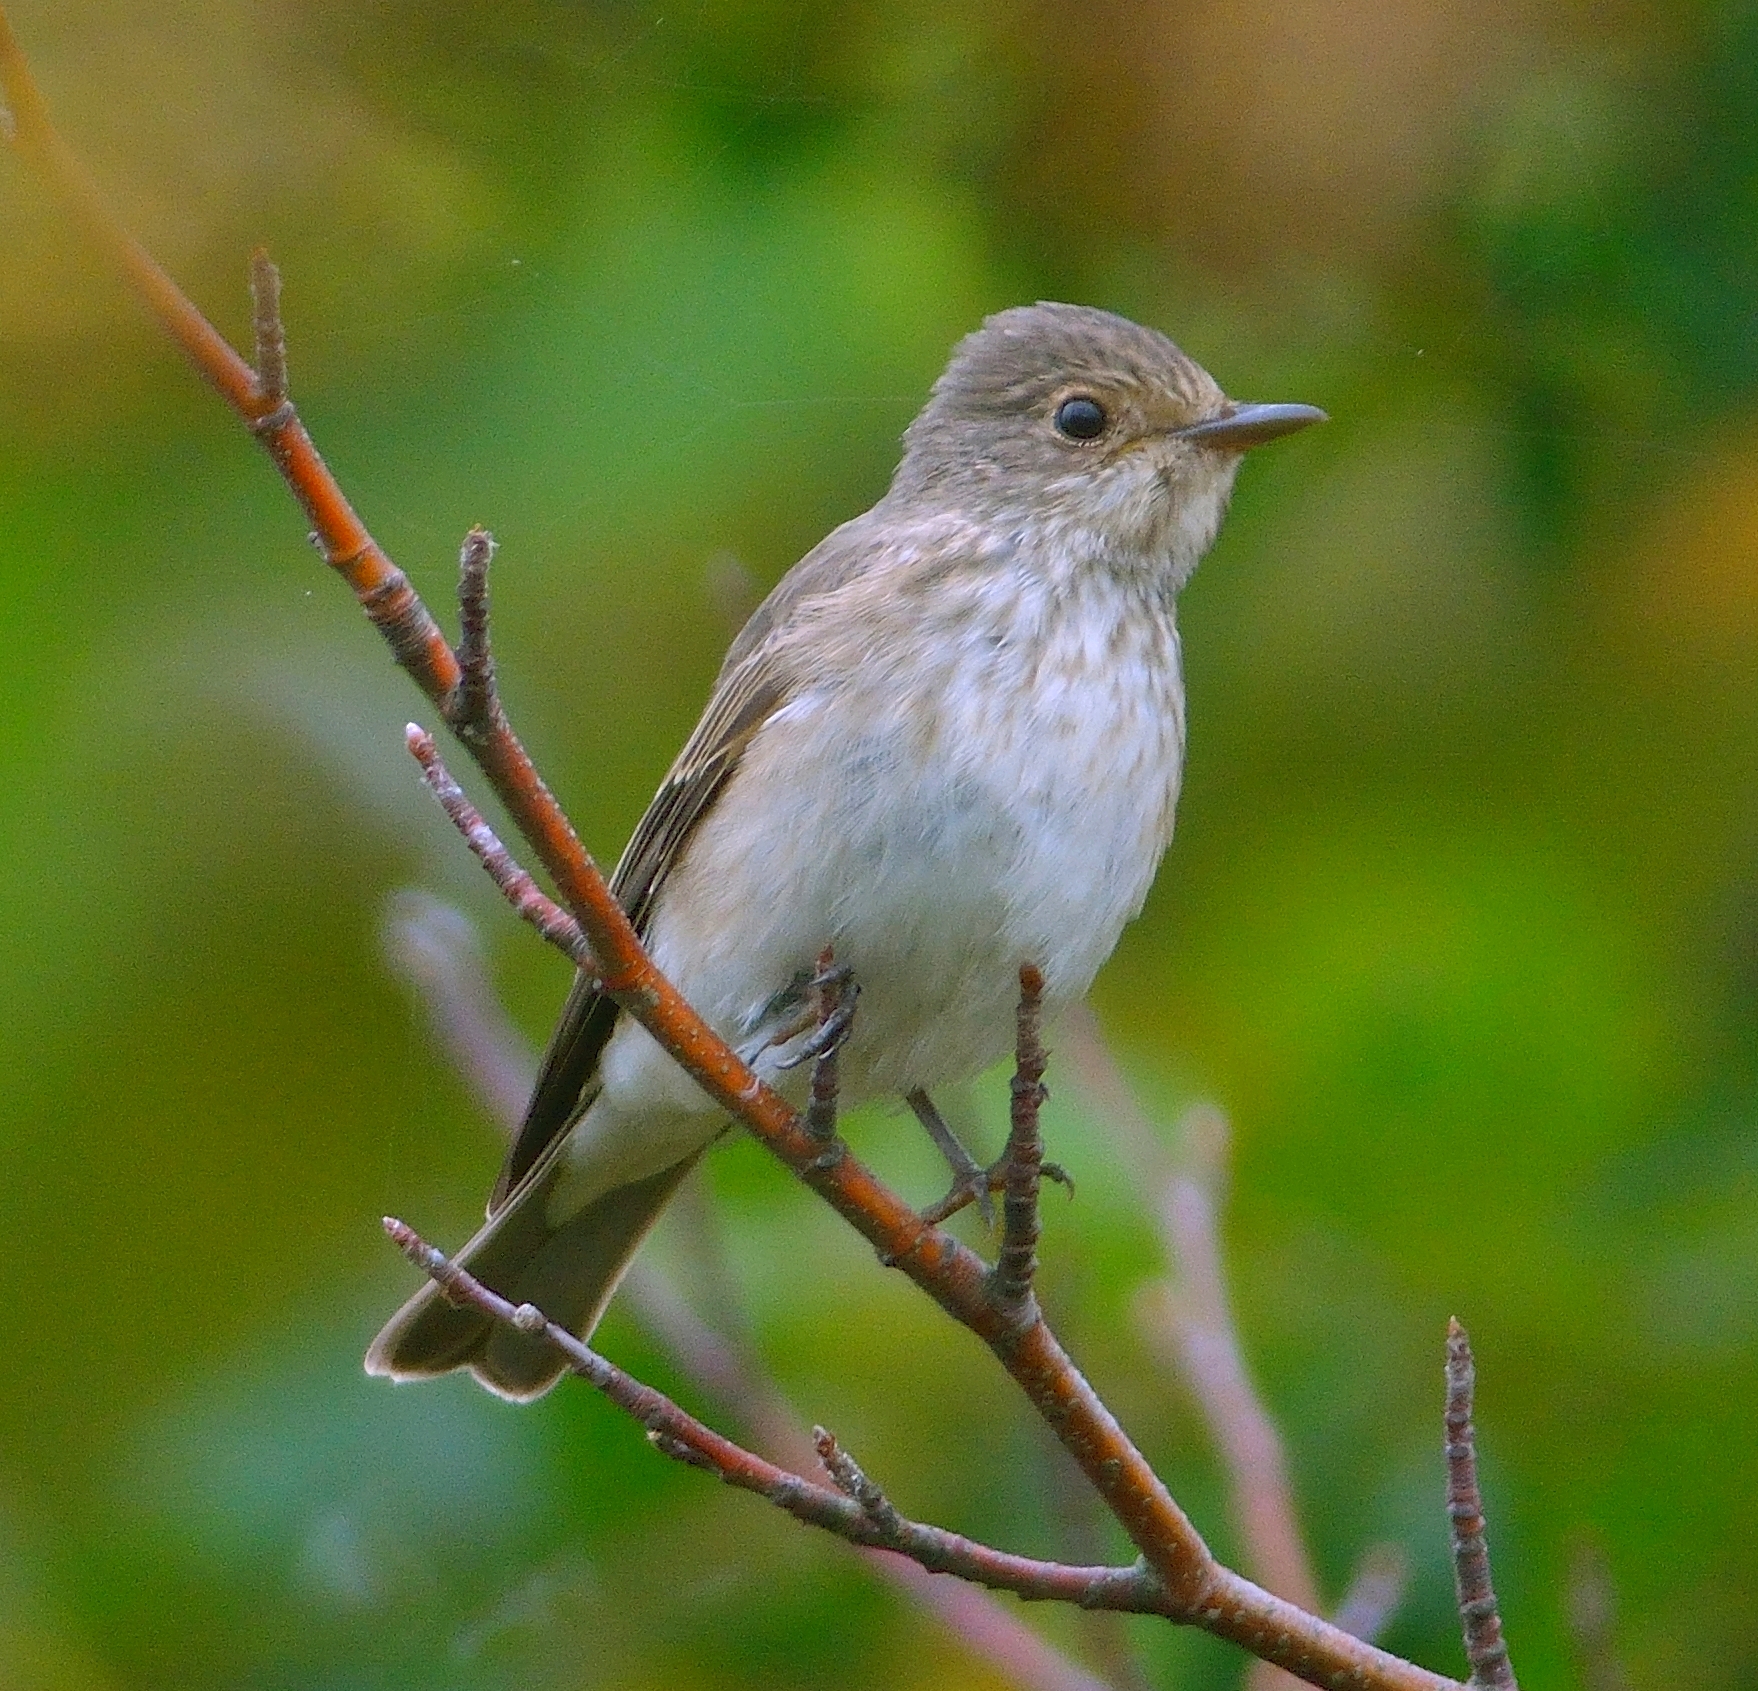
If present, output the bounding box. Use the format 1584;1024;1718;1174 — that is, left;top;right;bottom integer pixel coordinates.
365;1148;703;1401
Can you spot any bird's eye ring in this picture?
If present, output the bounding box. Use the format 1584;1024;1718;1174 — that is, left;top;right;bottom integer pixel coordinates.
1053;396;1107;441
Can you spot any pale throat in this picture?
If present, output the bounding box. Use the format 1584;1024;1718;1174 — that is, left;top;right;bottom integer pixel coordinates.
986;458;1239;600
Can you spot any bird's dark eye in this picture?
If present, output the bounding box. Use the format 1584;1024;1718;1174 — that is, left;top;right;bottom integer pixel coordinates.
1053;396;1107;440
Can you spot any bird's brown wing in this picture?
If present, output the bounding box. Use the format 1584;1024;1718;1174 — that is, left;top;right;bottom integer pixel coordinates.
489;654;789;1210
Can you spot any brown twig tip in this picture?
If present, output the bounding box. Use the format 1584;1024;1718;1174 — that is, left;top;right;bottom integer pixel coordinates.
461;525;496;574
382;1215;441;1275
813;1427;904;1530
450;526;503;737
1444;1320;1516;1691
248;248;288;409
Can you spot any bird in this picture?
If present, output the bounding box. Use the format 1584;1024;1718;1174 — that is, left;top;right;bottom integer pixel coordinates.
367;301;1324;1399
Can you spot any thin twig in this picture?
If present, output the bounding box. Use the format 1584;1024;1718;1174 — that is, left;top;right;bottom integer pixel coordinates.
815;1428;907;1534
404;725;591;967
621;1260;1124;1691
805;950;845;1143
991;963;1048;1316
1445;1321;1516;1691
249;248;287;410
384;1216;1162;1615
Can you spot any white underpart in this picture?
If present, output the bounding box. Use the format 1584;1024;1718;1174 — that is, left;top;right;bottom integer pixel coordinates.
548;451;1234;1223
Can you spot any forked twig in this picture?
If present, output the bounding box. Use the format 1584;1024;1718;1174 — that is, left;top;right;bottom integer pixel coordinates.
384;1215;1161;1614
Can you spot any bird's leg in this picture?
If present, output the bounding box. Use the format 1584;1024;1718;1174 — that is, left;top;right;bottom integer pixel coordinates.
912;1089;1073;1228
910;1089;994;1224
803;950;854;1143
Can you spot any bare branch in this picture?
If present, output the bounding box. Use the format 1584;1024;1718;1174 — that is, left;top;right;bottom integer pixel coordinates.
387;900;1124;1691
384;1216;1163;1615
1445;1320;1516;1691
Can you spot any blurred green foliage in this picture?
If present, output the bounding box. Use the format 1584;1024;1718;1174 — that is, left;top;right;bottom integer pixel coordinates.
3;2;1758;1687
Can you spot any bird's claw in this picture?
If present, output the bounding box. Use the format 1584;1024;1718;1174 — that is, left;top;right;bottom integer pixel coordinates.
920;1162;1000;1227
776;966;860;1069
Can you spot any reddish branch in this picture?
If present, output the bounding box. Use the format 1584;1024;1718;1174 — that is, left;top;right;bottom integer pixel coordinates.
0;18;1497;1691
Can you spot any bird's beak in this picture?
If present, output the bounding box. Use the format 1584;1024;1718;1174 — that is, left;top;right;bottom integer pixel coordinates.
1175;402;1328;452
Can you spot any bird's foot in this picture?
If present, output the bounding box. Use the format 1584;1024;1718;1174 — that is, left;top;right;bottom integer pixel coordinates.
762;963;857;1068
770;962;860;1069
908;1086;1071;1226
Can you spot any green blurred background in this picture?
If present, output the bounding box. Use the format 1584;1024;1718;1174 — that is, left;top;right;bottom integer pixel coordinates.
3;2;1757;1686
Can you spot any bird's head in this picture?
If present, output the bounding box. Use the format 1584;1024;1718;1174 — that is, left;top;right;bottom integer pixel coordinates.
893;302;1324;588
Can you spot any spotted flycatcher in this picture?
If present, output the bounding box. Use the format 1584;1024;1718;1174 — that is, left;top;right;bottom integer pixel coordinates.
368;302;1324;1398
